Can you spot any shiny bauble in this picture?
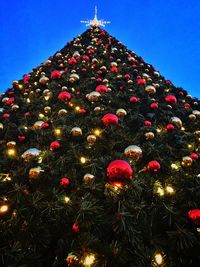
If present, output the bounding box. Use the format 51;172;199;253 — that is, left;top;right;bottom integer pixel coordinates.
181;156;193;167
193;110;200;117
6;141;16;148
189;114;196;121
29;166;42;179
39;76;49;84
0;123;3;130
58;109;68;116
124;145;142;160
11;104;19;111
102;113;119;126
144;132;155;140
171;117;182;128
71;127;82;136
83;173;95;183
94;106;102;112
66;253;79;265
33;121;45;129
87;135;97;143
107;160;133;182
22;148;41;160
147;160;161;172
145;85;156;94
116;108;127;117
86;91;101;102
44;106;51;114
69;73;79;83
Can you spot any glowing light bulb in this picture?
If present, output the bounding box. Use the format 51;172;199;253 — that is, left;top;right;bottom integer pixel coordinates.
64;196;70;203
113;182;123;191
93;129;101;136
54;128;62;136
187;144;193;149
0;204;9;213
75;106;80;111
181;127;185;131
83;254;95;266
18;84;23;89
154;253;163;265
166;185;175;194
7;148;16;157
27;98;31;103
171;163;179;170
157;187;165;196
44;95;50;101
156;128;162;133
38;113;45;119
80;157;87;164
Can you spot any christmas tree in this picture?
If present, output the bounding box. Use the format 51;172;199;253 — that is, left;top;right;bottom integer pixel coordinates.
0;11;200;267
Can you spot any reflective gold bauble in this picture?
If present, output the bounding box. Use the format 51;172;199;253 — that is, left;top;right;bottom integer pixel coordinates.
143;73;149;79
0;123;3;130
43;89;50;95
127;80;134;84
103;79;109;83
22;148;41;160
181;156;193;167
87;135;97;143
66;253;79;265
189;114;196;121
33;121;44;129
69;73;79;83
36;88;41;93
29;166;42;179
2;97;9;103
44;106;52;114
124;145;142;159
11;104;19;111
144;132;155;140
111;61;118;67
193;110;200;117
116;108;127;117
39;76;49;84
58;109;68;116
145;85;156;94
71;127;82;136
171;117;182;128
94;107;102;112
83;173;95;183
86;91;101;102
6;141;16;148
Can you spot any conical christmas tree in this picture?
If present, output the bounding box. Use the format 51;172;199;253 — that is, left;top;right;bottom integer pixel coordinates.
0;23;200;267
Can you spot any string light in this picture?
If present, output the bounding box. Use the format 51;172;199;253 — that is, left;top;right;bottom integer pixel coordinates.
157;187;165;196
80;157;87;164
44;95;50;101
7;148;16;157
75;106;80;111
38;113;45;119
18;84;23;89
64;196;70;203
27;98;31;103
83;254;95;266
93;128;101;136
113;182;123;191
54;128;62;137
154;253;163;265
0;204;9;214
156;128;162;133
181;127;185;131
165;185;175;195
171;163;179;170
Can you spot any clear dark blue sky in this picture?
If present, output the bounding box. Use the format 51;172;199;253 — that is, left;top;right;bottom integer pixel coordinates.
0;0;199;98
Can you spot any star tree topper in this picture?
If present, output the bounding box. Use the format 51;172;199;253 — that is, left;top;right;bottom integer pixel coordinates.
81;6;111;27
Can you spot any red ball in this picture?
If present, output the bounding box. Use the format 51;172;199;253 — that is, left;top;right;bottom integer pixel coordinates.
58;91;72;101
72;223;80;233
68;58;77;64
165;95;177;104
3;113;10;118
102;113;119;126
188;209;200;225
7;97;15;105
96;85;108;93
130;96;140;103
110;66;118;73
50;141;61;151
150;103;158;109
107;160;133;181
189;153;199;161
165;80;172;85
51;70;62;79
144;120;152;126
82;55;89;61
18;135;26;141
124;74;131;79
96;78;102;83
60;177;70;189
166;124;175;132
97;70;103;75
184;103;190;109
147;160;161;172
137;79;146;86
41;122;49;129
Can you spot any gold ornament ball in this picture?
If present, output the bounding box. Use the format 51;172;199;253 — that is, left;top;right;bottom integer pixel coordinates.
87;135;97;143
83;173;95;183
116;108;127;117
181;156;193;167
171;117;182;128
86;91;101;102
66;253;79;265
39;76;49;84
94;106;102;112
144;132;155;140
189;114;196;121
11;104;19;111
58;109;68;116
44;106;52;114
29;166;42;180
145;85;156;94
71;127;82;136
124;145;142;159
6;141;16;148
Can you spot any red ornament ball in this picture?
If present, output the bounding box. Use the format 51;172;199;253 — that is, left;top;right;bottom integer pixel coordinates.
102;113;119;126
60;177;70;189
82;55;89;61
72;223;80;233
68;58;77;64
110;66;118;73
130;96;140;103
165;95;177;104
18;135;26;141
144;120;152;126
107;160;133;181
51;70;62;79
166;124;175;132
150;103;158;109
189;153;199;161
58;91;72;101
96;84;108;93
147;160;161;172
50;141;61;151
41;122;49;129
188;209;200;225
137;78;146;86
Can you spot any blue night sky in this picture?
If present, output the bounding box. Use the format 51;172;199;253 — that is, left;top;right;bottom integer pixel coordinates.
0;0;199;98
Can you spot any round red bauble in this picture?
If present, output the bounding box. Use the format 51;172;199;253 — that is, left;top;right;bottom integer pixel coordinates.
72;223;80;233
147;160;161;172
51;70;62;79
124;74;131;79
110;66;118;73
41;122;49;129
58;91;72;101
137;79;146;86
144;120;152;126
7;97;15;105
96;85;108;93
184;103;190;109
107;160;133;181
96;78;102;83
165;80;172;85
165;95;177;104
102;113;119;126
150;103;158;109
82;55;89;61
18;135;26;141
166;124;175;132
97;70;102;75
130;96;140;103
3;114;10;118
189;153;199;161
68;58;77;64
82;68;87;73
188;209;200;225
60;177;70;189
50;141;61;151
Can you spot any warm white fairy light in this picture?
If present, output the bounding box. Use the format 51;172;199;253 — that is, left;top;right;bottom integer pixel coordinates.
64;196;70;203
0;204;9;214
83;254;95;266
80;157;87;164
